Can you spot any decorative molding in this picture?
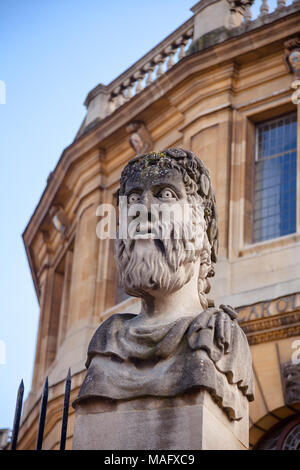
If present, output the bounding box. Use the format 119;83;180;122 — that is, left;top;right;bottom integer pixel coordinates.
237;293;300;345
242;318;300;345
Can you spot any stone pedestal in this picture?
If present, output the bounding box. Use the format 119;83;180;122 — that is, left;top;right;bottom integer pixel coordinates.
72;389;249;450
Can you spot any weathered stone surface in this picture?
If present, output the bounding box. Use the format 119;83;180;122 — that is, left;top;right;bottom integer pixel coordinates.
73;390;249;450
74;310;253;420
73;149;254;449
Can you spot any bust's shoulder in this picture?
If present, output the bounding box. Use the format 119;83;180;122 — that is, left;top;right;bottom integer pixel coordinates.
99;312;137;326
86;313;137;367
89;313;136;344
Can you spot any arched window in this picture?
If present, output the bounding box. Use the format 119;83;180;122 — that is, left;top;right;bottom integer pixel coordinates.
255;414;300;450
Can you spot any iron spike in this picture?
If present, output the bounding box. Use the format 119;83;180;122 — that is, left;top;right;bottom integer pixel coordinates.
59;368;71;450
35;376;49;450
11;379;24;450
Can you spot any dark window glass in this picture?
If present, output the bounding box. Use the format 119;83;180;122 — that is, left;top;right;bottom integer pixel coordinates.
253;113;297;243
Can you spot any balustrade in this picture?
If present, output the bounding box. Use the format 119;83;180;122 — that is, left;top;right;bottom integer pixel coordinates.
95;0;297;120
107;28;193;115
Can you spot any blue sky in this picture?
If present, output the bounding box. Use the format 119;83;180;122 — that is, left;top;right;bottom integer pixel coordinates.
0;0;281;431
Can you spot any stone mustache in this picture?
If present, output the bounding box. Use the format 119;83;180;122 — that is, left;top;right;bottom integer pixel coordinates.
74;148;254;424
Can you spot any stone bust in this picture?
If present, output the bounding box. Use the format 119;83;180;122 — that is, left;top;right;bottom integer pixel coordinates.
282;361;300;405
74;148;254;420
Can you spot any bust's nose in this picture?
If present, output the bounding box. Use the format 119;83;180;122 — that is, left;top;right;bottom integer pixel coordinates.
139;189;156;209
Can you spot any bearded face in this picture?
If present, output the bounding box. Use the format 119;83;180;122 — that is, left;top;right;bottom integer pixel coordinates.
115;167;211;302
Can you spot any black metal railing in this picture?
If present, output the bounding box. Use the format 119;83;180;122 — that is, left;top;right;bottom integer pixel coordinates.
10;369;71;450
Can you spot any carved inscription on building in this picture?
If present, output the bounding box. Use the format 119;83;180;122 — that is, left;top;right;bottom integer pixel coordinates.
236;294;299;323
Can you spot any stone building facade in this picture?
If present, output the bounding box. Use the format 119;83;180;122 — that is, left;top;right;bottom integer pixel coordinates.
18;0;300;450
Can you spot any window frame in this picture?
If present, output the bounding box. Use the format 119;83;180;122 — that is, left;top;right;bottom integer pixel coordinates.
238;103;300;257
252;112;297;244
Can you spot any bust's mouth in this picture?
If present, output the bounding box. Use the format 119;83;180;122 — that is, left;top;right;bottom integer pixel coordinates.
133;221;156;238
130;237;166;257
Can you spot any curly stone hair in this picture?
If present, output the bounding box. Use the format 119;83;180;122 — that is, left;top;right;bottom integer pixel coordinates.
118;147;219;278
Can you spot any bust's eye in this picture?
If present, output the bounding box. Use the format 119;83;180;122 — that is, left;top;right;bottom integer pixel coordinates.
128;193;140;204
159;188;176;200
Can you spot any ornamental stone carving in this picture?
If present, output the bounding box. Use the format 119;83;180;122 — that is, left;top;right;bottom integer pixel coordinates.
282;361;300;405
74;148;254;423
49;204;69;237
126;121;153;155
285;37;300;78
285;36;300;104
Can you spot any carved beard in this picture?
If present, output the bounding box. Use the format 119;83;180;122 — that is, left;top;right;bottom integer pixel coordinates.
115;203;209;300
